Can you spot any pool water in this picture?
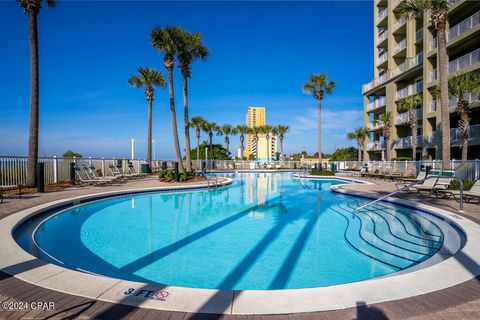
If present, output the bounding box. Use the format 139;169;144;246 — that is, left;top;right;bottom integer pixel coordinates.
18;172;445;290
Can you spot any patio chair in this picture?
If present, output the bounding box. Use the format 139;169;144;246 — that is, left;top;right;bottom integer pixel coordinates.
411;177;452;195
436;180;480;203
0;184;23;204
74;164;111;186
82;164;121;182
385;164;402;180
127;163;147;177
395;171;427;190
109;164;136;179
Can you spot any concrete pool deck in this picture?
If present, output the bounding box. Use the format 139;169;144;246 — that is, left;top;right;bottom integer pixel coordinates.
0;175;480;319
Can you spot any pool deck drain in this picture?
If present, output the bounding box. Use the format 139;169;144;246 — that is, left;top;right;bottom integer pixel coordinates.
0;175;480;319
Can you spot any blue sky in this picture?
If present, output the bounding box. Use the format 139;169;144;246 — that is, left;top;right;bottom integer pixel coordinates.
0;1;372;159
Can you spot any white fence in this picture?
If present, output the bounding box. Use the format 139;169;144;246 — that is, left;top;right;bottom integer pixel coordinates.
1;156;479;186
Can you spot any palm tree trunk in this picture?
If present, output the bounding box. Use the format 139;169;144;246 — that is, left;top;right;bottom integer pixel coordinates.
225;137;230;158
147;98;152;167
240;135;244;159
166;67;184;172
462;139;468;160
182;76;192;172
438;24;450;170
357;141;362;161
26;11;39;187
317;100;322;167
196;128;200;161
410;109;417;161
255;138;259;160
209;132;213;157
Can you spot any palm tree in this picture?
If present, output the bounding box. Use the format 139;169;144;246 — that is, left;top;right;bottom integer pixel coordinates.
398;93;423;161
303;73;336;165
271;126;279;161
448;71;480;160
128;67;166;169
236;125;248;159
150;26;184;172
177;30;208;172
347;127;370;161
190;116;206;160
18;0;56;187
202;121;218;158
399;0;451;169
374;112;392;161
220;124;233;157
264;125;273;160
276;125;289;160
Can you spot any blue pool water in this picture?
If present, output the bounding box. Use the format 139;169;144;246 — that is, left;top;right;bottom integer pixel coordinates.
18;172;445;290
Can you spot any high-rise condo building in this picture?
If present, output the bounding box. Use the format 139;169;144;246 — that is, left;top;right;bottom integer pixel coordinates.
363;0;480;161
245;106;278;160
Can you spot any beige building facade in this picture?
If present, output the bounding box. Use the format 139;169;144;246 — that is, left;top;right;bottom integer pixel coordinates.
245;106;278;160
363;0;480;161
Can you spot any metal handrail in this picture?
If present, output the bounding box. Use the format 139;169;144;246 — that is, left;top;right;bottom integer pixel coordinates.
354;175;464;213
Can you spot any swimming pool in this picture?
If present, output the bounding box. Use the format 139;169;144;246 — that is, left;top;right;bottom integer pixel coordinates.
14;172;461;290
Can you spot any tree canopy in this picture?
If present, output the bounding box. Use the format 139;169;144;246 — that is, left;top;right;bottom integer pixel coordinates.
188;141;230;160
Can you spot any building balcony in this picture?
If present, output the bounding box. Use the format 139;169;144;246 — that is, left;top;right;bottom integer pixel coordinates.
416;28;424;42
393;38;407;55
388;52;423;79
396;80;423;100
429;93;479;113
368;120;384;131
428;100;437;113
378;9;388;23
378;30;388;44
368;140;386;151
451;123;480;141
395;135;424;149
393;17;406;32
378;51;388;65
396;108;423;125
363;73;388;93
367;96;386;112
428;11;480;54
429;48;480;82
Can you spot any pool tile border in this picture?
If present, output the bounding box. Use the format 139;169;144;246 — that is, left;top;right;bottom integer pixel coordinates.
0;176;480;315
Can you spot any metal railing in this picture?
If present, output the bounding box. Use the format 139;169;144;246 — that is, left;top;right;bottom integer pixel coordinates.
396;80;423;100
396;108;423;125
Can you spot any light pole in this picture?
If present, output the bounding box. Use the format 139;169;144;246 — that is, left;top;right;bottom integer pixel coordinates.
131;138;135;160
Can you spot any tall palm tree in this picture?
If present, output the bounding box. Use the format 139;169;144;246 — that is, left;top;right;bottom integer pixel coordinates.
448;71;480;160
219;124;233;157
271;126;279;161
264;125;273;160
128;67;166;169
236;125;248;159
190;116;206;160
18;0;56;187
347;127;370;161
303;73;336;165
399;0;451;168
150;26;184;172
202;121;218;158
374;112;392;161
177;30;208;172
398;93;423;161
276;125;289;160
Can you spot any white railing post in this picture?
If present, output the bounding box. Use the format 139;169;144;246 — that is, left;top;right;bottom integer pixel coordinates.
53;156;58;183
102;157;105;176
89;156;92;165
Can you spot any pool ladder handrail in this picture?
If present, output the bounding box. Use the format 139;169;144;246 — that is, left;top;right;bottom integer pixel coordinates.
353;175;464;214
197;168;219;190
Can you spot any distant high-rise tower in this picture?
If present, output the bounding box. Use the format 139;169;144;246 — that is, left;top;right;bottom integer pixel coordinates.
245;106;277;160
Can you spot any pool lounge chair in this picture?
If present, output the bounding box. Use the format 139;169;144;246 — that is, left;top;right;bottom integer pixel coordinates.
0;184;23;203
410;177;453;195
127;164;147;177
74;164;112;186
395;171;426;190
109;164;136;179
82;164;122;182
436;180;480;203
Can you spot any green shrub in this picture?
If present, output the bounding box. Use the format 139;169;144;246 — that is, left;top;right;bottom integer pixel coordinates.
391;157;412;161
159;169;174;181
309;169;335;176
449;180;475;190
179;171;188;182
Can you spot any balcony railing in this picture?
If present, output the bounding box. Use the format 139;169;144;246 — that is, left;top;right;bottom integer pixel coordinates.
430;94;479;112
428;48;480;83
368;120;384;131
396;108;423;125
429;100;437;112
394;38;407;54
450;48;480;73
395;135;424;149
449;11;480;42
368;141;386;151
394;17;406;31
396;81;423;100
378;51;388;64
408;52;423;68
451;124;480;141
416;28;424;42
428;11;480;53
390;62;405;78
367;97;387;111
378;9;388;22
378;30;388;43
